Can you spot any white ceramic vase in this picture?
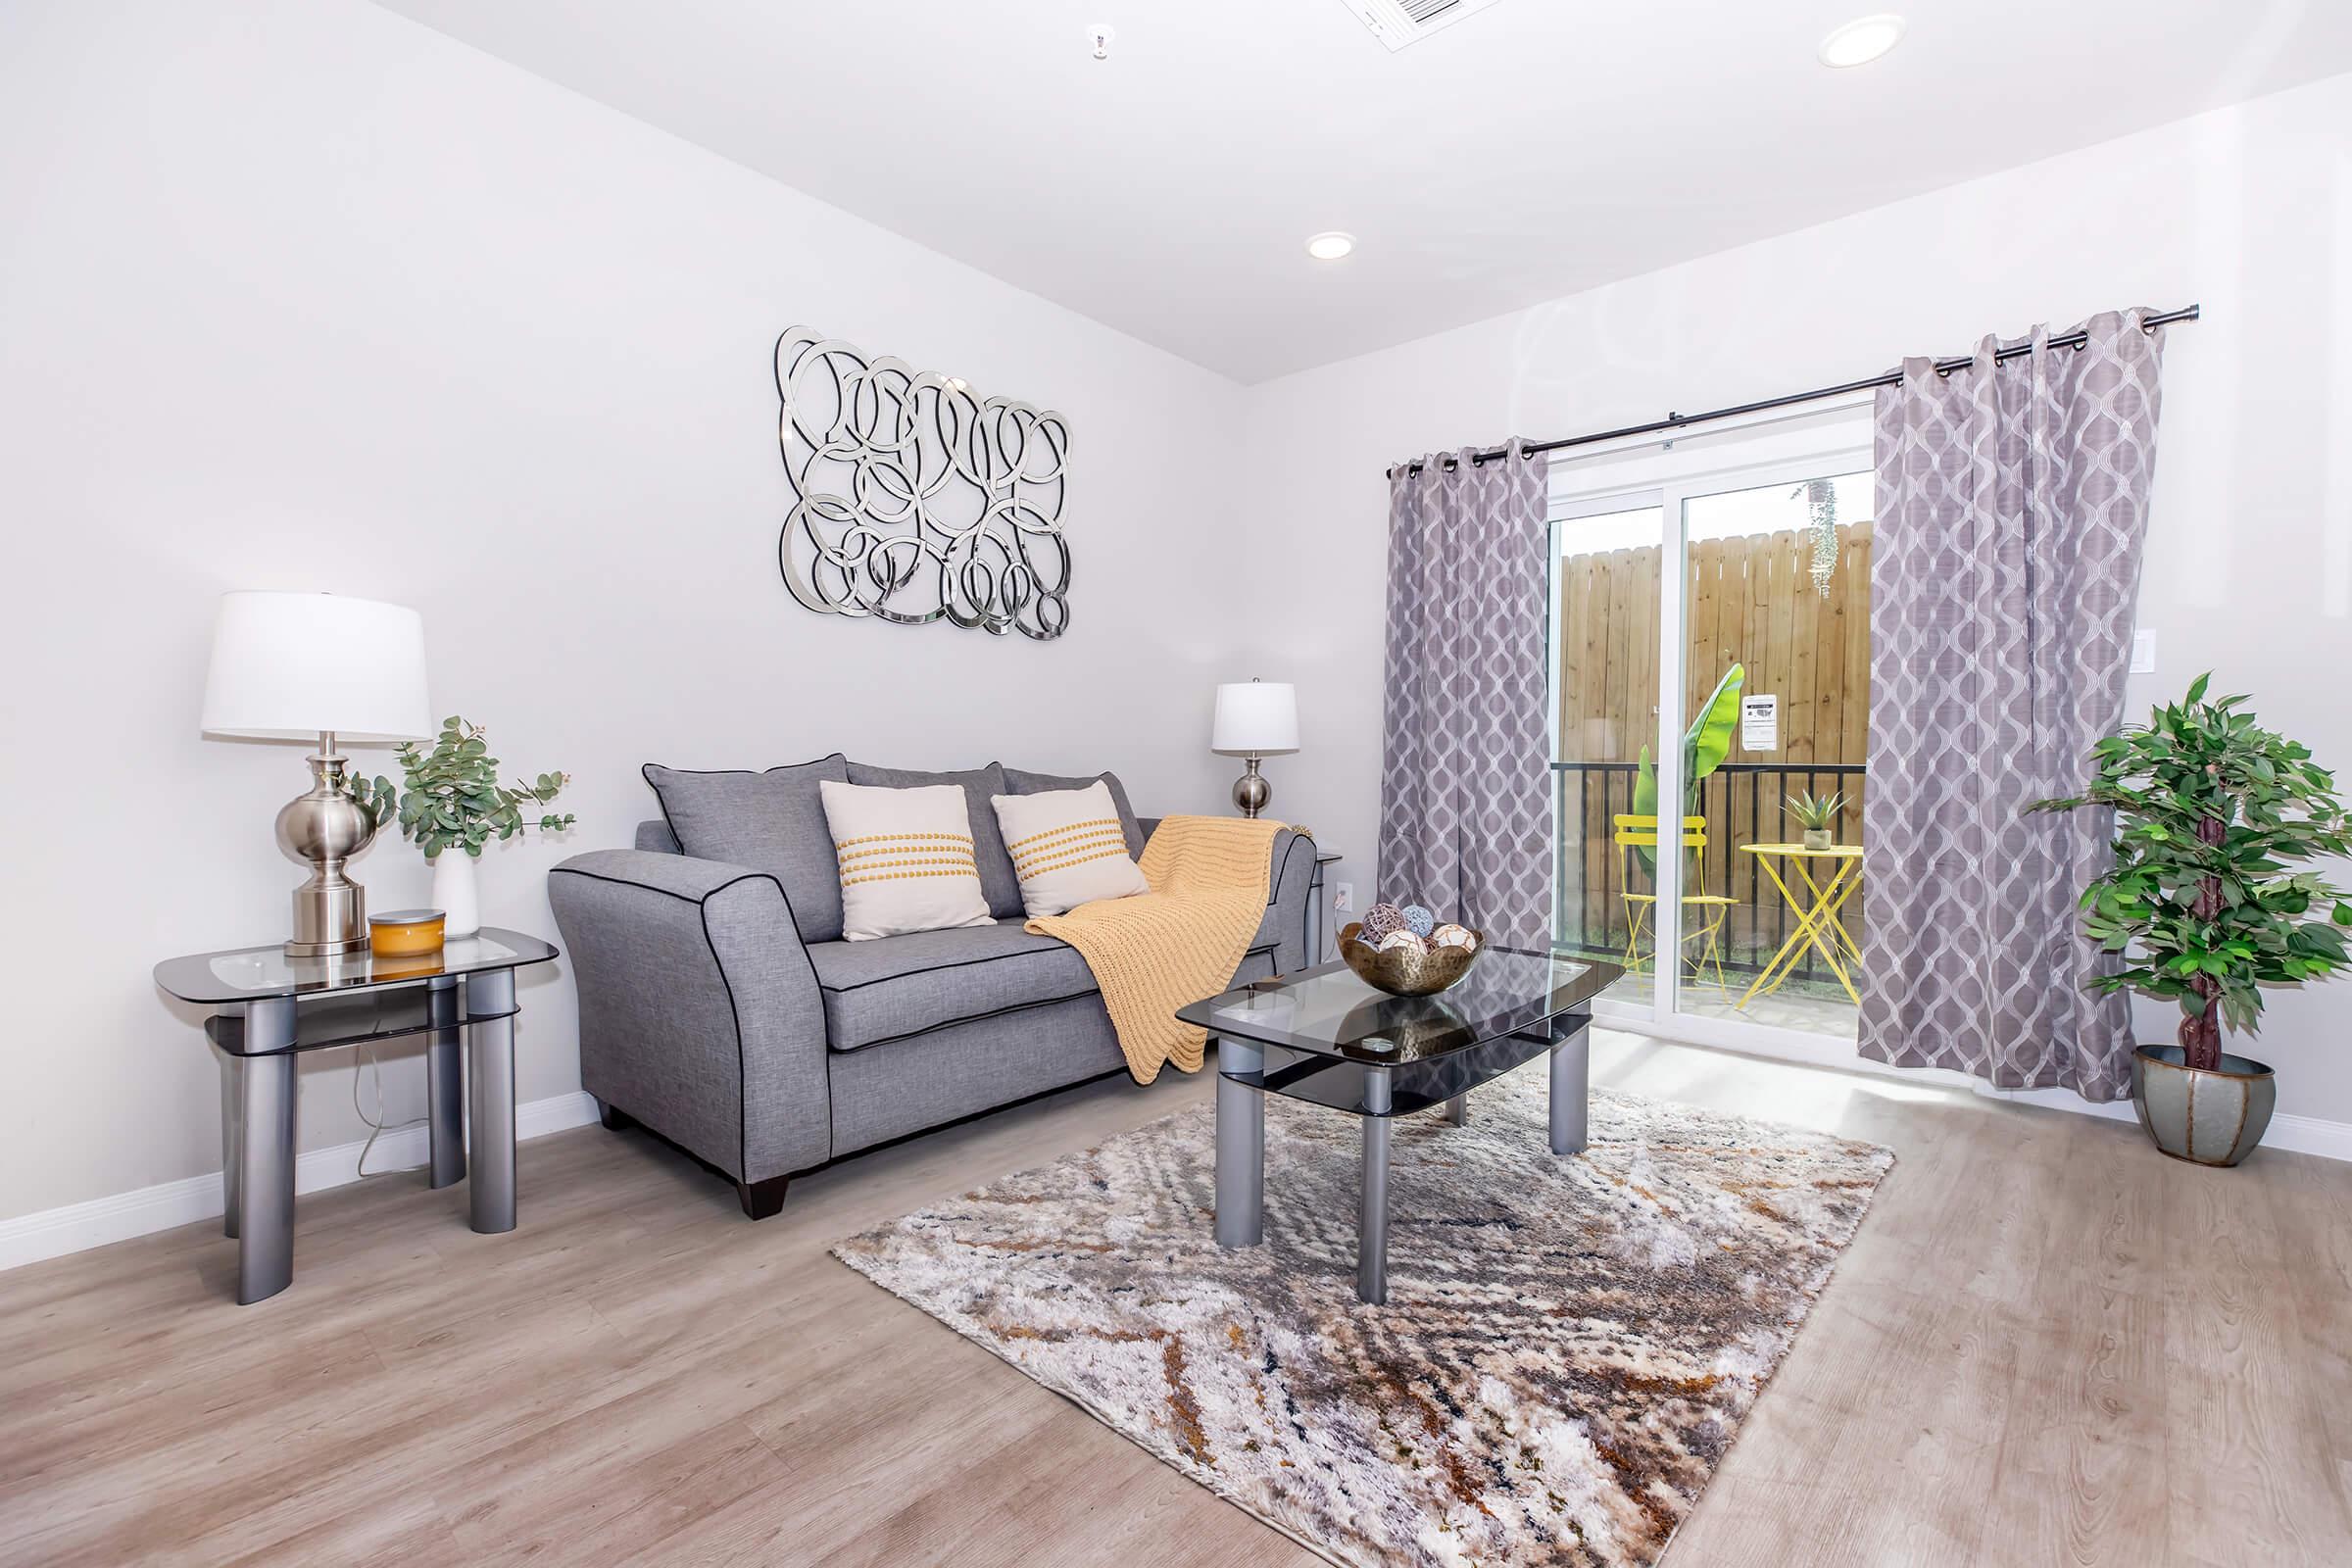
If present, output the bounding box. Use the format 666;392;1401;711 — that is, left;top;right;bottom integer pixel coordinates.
432;851;482;938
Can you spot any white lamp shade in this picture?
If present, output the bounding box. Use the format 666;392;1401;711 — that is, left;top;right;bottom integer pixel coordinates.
200;591;432;743
1211;681;1299;757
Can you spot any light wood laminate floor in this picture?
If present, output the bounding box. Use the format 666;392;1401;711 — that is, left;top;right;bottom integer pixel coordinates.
3;1032;2349;1566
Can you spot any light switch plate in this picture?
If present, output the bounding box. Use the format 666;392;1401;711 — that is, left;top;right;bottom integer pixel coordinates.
2131;627;2157;674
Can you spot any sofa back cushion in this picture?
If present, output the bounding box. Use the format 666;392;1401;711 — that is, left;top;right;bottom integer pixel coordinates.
642;754;850;943
846;760;1022;919
1003;767;1146;858
818;780;998;941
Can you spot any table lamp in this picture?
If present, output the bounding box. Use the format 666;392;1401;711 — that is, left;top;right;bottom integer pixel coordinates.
200;591;432;956
1211;678;1298;819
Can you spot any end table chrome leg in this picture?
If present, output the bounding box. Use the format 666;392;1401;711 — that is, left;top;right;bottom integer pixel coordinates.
464;968;517;1234
217;1044;242;1239
425;977;466;1190
1358;1066;1393;1305
1441;1094;1466;1127
1549;1023;1591;1156
1214;1038;1265;1249
236;998;299;1304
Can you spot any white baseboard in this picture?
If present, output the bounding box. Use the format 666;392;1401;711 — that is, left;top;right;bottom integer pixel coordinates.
2260;1109;2352;1162
0;1090;601;1275
1595;1013;2352;1165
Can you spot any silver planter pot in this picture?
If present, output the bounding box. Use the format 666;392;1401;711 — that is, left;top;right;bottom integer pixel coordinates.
2130;1044;2276;1167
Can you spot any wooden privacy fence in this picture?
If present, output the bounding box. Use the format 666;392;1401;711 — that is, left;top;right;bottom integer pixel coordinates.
1555;521;1874;978
1557;520;1873;765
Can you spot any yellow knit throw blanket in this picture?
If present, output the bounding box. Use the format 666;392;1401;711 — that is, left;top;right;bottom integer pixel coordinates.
1028;814;1286;1084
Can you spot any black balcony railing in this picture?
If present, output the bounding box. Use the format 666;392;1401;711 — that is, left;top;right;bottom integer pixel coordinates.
1551;760;1866;990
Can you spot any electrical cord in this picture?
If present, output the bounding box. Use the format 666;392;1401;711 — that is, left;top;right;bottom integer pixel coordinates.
350;996;429;1178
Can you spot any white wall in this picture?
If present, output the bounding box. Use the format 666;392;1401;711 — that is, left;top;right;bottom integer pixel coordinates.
0;0;1249;1223
1240;72;2352;1123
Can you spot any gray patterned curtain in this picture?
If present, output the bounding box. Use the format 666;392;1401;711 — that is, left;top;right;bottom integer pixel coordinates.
1377;441;1553;950
1859;310;2168;1099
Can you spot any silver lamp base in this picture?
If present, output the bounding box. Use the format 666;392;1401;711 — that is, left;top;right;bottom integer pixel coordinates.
1231;756;1272;819
275;733;381;956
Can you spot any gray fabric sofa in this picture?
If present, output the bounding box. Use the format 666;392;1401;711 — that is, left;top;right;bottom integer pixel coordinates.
548;759;1316;1218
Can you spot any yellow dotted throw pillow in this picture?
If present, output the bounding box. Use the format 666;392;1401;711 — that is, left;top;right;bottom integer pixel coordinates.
817;780;998;942
991;781;1152;918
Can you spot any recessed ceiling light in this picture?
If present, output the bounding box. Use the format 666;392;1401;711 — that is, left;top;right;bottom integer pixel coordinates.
1306;231;1356;262
1818;13;1906;68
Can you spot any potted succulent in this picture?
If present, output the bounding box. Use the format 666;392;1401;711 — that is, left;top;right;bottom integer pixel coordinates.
2030;675;2352;1165
1784;790;1844;852
355;716;574;937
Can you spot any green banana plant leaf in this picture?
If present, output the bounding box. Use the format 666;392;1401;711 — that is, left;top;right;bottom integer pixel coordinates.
1631;662;1745;873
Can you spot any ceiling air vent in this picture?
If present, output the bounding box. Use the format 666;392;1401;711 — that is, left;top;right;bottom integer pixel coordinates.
1338;0;1509;52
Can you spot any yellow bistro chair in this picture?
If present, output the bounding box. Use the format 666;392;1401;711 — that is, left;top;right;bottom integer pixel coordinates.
1613;814;1735;999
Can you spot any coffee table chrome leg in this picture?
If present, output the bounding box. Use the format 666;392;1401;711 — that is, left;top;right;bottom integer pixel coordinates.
1440;1094;1466;1127
1549;1022;1591;1156
1358;1065;1393;1305
217;1044;242;1240
1214;1037;1265;1249
426;976;466;1190
236;998;299;1304
464;968;518;1235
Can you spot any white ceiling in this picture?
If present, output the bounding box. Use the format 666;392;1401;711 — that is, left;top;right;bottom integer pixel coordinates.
373;0;2352;383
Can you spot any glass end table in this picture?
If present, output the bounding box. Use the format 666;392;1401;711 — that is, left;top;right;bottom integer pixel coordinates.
154;928;559;1304
1177;947;1623;1305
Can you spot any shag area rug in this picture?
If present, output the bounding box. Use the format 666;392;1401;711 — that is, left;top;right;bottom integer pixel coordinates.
833;1066;1893;1568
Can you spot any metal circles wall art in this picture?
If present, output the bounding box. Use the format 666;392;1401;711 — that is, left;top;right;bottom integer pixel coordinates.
773;326;1072;640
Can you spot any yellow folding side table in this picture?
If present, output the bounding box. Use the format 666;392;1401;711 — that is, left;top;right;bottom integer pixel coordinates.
1736;843;1863;1007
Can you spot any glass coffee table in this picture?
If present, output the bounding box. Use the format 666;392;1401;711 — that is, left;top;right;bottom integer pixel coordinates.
1177;948;1623;1305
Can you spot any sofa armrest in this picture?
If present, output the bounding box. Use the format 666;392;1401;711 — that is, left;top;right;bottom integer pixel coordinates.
549;849;830;1184
1263;828;1317;972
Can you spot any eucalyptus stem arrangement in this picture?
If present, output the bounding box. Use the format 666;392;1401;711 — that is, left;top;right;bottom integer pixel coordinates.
2028;674;2352;1072
355;716;574;860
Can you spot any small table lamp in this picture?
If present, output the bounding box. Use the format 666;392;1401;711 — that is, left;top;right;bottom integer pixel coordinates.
1212;679;1298;819
200;591;432;956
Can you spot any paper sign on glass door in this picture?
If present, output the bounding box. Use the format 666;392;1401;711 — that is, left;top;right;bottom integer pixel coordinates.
1741;695;1779;751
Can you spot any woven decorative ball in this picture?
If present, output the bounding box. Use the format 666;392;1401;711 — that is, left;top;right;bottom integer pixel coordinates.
1400;905;1436;939
1337;918;1485;996
1431;923;1478;951
1360;902;1407;942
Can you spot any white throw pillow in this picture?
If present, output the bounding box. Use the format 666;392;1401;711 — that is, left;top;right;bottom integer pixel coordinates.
817;780;997;942
991;781;1152;918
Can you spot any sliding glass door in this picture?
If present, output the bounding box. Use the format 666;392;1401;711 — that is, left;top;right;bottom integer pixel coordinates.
1548;424;1873;1049
1549;500;1666;1020
1670;468;1871;1042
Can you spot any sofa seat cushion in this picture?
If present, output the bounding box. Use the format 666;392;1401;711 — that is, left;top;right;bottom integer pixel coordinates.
809;920;1099;1051
808;917;1277;1052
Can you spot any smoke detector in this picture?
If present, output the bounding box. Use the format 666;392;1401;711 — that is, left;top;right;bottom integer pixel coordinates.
1337;0;1509;52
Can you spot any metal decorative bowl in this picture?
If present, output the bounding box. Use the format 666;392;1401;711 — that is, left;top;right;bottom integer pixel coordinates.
1338;921;1484;997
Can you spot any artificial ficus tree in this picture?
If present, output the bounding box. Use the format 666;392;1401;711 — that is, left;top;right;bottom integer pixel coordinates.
2030;674;2352;1071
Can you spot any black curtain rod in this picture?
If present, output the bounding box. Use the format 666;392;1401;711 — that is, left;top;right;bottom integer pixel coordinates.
1390;304;2202;477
